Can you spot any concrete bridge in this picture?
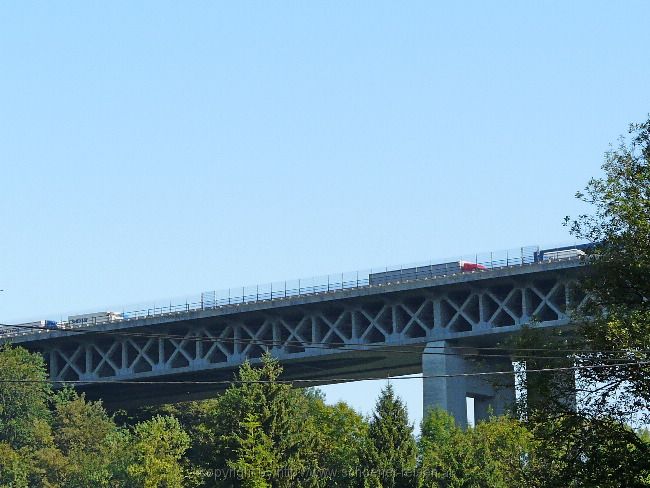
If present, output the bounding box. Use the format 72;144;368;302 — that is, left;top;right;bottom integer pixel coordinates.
3;256;587;427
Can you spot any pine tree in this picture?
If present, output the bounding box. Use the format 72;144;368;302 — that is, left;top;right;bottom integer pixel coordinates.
195;353;322;487
364;384;417;488
227;413;277;488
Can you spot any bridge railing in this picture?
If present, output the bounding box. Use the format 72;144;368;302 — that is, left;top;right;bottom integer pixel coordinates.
1;244;585;338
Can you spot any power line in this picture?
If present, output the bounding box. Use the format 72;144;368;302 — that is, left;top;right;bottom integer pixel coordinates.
0;360;647;385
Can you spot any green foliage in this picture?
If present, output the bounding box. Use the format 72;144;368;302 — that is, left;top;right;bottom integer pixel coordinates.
364;384;417;488
227;414;277;488
638;427;650;444
511;115;650;487
0;442;31;488
528;414;650;488
167;356;370;488
42;389;128;486
566;115;650;416
0;344;193;487
52;389;117;453
418;408;534;488
418;409;467;487
127;415;191;488
0;344;52;449
308;399;369;488
219;355;311;479
180;354;326;487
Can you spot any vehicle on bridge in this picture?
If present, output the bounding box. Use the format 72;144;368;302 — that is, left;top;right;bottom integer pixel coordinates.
535;244;590;263
30;319;58;329
1;313;124;337
0;319;59;336
68;311;123;326
369;260;487;286
541;249;586;262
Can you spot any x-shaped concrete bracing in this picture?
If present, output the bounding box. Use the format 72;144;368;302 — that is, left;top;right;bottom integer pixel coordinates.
45;274;586;382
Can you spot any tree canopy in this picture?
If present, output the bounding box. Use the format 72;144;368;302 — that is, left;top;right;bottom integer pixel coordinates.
566;116;650;418
0;344;191;487
364;384;417;488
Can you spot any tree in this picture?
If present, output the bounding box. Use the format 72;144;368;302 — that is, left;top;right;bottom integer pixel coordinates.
46;389;123;486
227;414;277;488
527;415;650;488
163;373;369;488
506;116;650;487
127;415;191;488
566;115;650;419
307;398;369;488
0;344;194;487
0;344;58;488
218;355;313;486
0;344;52;449
418;408;534;488
364;384;417;488
417;408;468;487
0;441;31;488
179;354;324;487
24;388;138;487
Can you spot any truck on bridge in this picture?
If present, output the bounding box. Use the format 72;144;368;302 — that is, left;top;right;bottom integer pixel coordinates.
0;319;58;336
1;313;122;337
68;311;123;326
369;260;487;286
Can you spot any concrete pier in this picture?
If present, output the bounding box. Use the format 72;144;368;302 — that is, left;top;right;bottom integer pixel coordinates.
422;340;516;428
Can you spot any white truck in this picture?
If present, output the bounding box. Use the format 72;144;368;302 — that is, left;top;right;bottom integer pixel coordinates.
67;311;123;326
541;249;586;262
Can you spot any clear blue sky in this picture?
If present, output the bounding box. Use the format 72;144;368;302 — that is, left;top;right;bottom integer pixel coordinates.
1;1;649;428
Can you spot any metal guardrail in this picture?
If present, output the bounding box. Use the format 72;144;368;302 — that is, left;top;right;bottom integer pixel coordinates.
0;244;586;339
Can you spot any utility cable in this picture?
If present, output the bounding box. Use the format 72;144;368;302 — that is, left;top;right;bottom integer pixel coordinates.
0;360;647;385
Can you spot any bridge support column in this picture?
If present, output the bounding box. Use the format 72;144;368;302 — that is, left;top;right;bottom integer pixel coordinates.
423;341;515;428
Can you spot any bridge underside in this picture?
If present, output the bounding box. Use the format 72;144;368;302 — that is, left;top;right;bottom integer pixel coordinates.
80;326;539;410
81;346;426;408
